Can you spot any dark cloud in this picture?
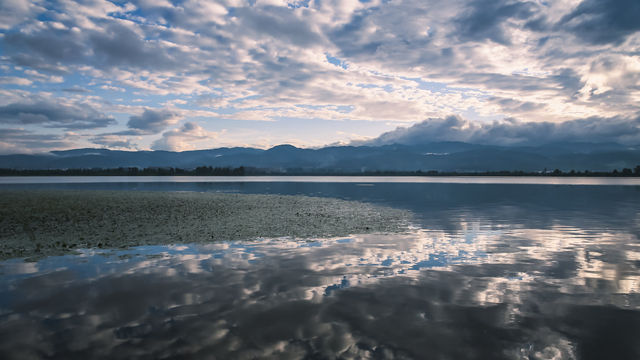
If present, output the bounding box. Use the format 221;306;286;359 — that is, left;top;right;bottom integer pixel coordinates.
457;68;585;97
2;21;183;73
329;13;383;57
0;128;74;154
550;68;584;98
454;0;539;44
362;115;640;147
3;28;86;73
0;128;66;143
244;47;318;92
0;99;115;130
559;0;640;45
523;15;549;32
62;86;91;93
88;22;181;70
325;4;444;71
234;6;323;47
90;135;136;149
461;72;553;91
127;109;181;134
488;97;546;113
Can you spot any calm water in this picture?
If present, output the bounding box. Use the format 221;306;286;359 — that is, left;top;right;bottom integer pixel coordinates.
1;180;639;359
2;175;640;185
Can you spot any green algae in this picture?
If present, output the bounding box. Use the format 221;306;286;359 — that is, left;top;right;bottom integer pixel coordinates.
0;190;411;260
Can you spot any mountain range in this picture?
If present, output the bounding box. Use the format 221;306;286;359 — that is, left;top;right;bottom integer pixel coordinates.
1;141;639;172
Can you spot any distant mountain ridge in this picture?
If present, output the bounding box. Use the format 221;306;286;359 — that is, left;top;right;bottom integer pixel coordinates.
1;142;639;172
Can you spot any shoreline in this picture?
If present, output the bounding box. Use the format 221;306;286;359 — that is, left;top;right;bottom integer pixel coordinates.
2;175;640;186
1;172;639;178
0;190;411;261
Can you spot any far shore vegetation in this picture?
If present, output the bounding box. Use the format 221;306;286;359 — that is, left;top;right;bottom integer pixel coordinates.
1;165;640;177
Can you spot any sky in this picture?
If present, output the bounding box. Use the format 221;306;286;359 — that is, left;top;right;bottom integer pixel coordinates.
0;0;639;154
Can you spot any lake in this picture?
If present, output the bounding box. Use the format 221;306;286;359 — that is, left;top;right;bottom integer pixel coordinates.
2;175;640;185
1;178;639;359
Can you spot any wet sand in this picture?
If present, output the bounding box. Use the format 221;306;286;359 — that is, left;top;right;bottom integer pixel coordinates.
0;190;411;260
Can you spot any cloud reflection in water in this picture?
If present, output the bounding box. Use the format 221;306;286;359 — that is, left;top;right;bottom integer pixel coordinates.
0;218;639;359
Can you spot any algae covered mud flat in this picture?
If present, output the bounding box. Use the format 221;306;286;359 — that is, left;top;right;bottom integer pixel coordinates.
0;190;411;260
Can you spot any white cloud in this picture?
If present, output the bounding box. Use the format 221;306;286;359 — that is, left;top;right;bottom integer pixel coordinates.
0;77;32;86
24;69;64;83
151;122;223;151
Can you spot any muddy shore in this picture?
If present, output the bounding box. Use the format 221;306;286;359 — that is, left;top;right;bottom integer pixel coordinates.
0;190;411;260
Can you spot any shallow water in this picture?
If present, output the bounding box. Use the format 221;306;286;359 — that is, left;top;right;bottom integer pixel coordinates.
1;182;639;359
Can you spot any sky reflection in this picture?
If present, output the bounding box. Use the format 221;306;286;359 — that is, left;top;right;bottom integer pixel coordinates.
1;226;639;359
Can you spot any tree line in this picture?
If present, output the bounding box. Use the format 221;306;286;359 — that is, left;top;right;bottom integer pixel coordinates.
0;166;246;176
1;165;639;176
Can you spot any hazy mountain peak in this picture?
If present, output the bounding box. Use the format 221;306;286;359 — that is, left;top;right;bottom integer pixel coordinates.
2;142;638;172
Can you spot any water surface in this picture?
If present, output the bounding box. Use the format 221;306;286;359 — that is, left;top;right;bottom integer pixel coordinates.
0;182;639;359
2;175;640;186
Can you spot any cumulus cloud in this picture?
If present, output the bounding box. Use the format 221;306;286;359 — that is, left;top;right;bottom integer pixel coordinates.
361;115;640;147
0;0;40;30
126;109;182;134
0;77;32;86
3;20;186;73
232;6;324;47
3;27;86;73
0;98;116;130
24;69;64;83
151;122;222;151
88;21;184;70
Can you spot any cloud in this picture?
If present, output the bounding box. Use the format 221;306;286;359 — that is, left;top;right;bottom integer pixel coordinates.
488;97;546;114
88;21;184;70
24;69;64;83
0;77;32;86
62;86;91;93
3;27;86;73
89;134;136;149
0;98;116;130
559;0;640;45
126;109;182;134
0;0;40;30
454;0;539;44
151;122;222;151
550;68;585;98
232;6;323;47
0;0;639;153
3;20;186;73
360;114;640;147
0;128;76;154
